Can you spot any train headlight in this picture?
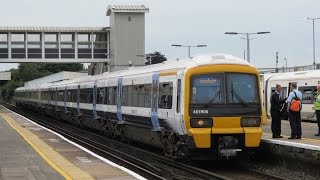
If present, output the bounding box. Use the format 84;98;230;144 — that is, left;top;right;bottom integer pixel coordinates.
190;118;213;128
241;117;261;127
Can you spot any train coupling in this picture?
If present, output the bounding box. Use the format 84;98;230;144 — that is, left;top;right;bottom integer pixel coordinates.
219;149;242;157
217;135;242;157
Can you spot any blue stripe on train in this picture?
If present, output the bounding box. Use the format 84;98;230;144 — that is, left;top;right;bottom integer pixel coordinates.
117;78;124;124
92;81;98;118
151;73;161;131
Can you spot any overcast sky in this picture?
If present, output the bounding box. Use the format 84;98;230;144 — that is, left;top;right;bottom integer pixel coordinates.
1;0;320;71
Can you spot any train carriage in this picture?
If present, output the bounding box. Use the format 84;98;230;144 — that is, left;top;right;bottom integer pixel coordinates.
14;53;263;159
261;70;320;122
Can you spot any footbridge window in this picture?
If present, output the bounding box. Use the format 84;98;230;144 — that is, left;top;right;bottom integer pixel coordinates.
61;34;75;58
45;33;59;58
11;33;25;58
28;33;42;58
0;33;8;58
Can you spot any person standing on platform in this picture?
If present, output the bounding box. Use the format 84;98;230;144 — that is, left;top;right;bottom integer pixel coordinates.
270;85;287;138
314;85;320;136
287;83;302;139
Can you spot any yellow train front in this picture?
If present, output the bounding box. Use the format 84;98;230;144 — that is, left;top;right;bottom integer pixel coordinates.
184;62;262;158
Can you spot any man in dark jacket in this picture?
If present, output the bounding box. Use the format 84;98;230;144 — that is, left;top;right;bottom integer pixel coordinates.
270;85;287;138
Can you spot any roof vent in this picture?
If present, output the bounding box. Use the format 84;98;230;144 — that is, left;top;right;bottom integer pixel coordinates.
211;55;226;59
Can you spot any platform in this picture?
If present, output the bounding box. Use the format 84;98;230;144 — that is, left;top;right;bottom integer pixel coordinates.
0;106;142;180
262;119;320;176
263;119;320;149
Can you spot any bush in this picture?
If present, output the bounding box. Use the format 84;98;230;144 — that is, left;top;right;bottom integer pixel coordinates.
0;80;23;102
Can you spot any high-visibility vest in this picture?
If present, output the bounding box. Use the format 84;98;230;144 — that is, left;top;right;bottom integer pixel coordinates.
315;92;320;110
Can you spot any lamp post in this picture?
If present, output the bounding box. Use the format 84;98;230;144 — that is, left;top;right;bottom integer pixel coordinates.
276;52;279;73
283;58;288;72
136;54;156;65
225;31;270;62
303;17;320;69
171;44;207;58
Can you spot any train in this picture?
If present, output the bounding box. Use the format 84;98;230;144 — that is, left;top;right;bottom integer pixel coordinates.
261;70;320;121
14;53;263;159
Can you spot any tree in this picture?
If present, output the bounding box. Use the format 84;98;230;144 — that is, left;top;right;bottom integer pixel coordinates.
40;63;84;73
0;63;84;102
145;51;167;65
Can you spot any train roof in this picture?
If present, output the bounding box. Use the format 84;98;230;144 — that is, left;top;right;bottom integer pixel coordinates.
16;53;255;91
268;69;320;81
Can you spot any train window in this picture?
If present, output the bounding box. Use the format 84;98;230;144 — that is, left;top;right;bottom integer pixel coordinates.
58;90;64;101
121;86;128;106
96;88;104;104
113;87;117;105
191;74;224;104
270;86;287;99
80;88;93;103
281;87;287;99
177;79;181;113
70;89;76;102
119;84;152;107
158;82;173;109
104;87;109;104
144;84;151;107
67;90;72;102
127;86;133;106
138;85;146;107
298;86;316;104
226;73;258;104
106;87;117;105
132;85;140;107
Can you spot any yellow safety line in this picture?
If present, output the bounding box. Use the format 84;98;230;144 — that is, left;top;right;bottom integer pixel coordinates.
0;112;94;180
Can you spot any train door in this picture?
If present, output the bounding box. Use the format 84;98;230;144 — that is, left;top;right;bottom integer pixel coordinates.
175;71;186;134
151;73;161;131
287;82;297;96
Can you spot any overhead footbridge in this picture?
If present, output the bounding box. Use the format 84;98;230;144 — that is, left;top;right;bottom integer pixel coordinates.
0;26;110;63
0;4;149;74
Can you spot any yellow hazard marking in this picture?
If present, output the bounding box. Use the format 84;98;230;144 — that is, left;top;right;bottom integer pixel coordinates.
0;112;95;180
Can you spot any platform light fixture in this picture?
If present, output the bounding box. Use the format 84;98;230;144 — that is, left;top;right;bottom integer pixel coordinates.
171;44;207;58
302;17;320;69
225;31;270;63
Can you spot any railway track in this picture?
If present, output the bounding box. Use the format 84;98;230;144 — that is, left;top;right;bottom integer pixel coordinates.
2;103;288;180
2;103;228;180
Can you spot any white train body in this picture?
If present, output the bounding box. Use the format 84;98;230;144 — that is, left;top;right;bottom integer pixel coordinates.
261;70;320;121
15;53;263;158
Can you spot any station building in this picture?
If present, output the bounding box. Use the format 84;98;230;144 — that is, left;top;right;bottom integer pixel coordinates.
0;5;149;75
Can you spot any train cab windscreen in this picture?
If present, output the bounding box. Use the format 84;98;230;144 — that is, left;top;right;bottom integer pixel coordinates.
190;73;260;116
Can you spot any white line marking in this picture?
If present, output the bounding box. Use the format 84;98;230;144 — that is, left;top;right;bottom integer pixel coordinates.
2;105;146;180
262;138;320;151
76;156;92;163
49;138;59;143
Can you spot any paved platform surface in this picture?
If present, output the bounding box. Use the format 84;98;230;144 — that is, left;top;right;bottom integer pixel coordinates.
263;119;320;148
0;106;141;180
0;110;64;180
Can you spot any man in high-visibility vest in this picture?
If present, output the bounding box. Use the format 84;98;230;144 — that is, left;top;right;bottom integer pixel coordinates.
315;85;320;136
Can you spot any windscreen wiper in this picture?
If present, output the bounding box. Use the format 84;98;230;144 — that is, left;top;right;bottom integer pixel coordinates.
204;89;221;107
231;83;248;107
